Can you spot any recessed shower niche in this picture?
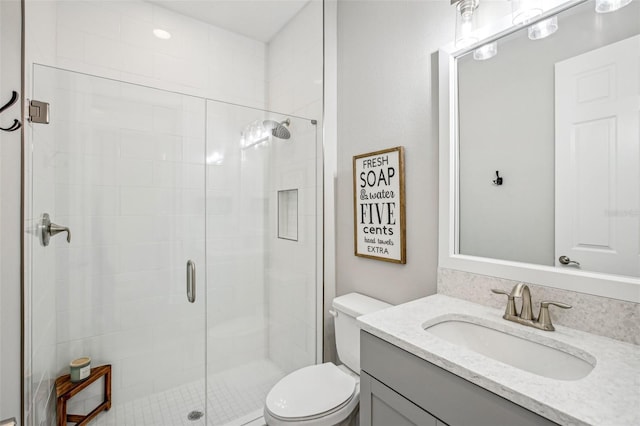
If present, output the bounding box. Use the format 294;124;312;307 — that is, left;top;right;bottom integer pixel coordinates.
278;189;299;241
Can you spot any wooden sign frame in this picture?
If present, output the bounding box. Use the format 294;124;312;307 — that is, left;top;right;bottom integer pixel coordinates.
353;146;406;264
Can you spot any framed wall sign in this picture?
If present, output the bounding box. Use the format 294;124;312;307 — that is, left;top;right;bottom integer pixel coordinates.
353;146;406;263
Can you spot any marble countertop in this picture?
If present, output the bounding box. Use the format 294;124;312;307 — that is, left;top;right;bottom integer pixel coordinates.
357;294;640;426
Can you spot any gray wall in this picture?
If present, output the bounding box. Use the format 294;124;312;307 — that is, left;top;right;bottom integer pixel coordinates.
458;0;640;266
0;0;22;422
336;0;453;304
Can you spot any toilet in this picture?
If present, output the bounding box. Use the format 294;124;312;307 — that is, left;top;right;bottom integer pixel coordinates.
264;293;391;426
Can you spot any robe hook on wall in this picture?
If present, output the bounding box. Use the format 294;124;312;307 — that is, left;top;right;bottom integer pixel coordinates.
0;91;21;132
492;170;503;185
0;119;21;132
0;91;19;114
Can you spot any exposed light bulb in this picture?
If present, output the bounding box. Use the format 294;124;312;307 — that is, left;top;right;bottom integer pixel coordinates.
460;17;474;35
528;17;558;40
595;0;633;13
512;0;543;24
455;0;479;48
473;42;498;60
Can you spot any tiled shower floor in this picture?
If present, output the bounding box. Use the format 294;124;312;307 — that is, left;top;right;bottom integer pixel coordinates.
93;359;284;426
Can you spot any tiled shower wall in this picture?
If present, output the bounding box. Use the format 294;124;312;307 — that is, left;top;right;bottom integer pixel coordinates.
266;1;323;374
27;0;267;108
267;1;323;120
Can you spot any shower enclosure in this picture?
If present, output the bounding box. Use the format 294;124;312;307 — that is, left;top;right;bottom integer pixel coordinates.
22;1;323;422
25;63;319;425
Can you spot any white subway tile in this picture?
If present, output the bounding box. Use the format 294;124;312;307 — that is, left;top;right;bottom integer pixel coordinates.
120;130;182;162
117;242;171;273
152;105;183;136
117;158;154;187
57;27;86;61
116;215;167;244
120;353;157;389
119;187;173;215
57;1;121;40
152;161;178;188
120;16;156;49
54;184;119;217
120;44;154;77
183;137;206;164
84;34;123;70
113;270;166;303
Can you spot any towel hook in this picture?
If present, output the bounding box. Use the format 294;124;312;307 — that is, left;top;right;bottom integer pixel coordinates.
492;170;503;185
0;119;21;132
0;91;19;114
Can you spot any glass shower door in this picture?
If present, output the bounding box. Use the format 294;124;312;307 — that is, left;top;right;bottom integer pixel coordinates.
205;100;318;424
28;65;207;425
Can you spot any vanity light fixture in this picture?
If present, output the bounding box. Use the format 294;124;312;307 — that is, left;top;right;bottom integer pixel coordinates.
453;0;480;48
512;0;543;24
528;16;558;40
473;41;498;60
594;0;633;13
153;28;171;40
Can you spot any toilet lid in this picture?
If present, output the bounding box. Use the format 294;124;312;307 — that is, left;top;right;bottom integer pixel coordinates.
265;363;357;420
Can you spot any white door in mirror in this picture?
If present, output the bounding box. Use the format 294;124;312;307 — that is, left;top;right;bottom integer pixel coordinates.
555;35;640;277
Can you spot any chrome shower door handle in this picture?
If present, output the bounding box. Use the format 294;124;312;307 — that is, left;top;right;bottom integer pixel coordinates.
186;260;196;303
39;213;71;246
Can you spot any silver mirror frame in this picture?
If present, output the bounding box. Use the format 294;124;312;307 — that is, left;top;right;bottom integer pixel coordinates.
437;0;640;303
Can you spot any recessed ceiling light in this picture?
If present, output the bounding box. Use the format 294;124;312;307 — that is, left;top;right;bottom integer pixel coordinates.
153;29;171;40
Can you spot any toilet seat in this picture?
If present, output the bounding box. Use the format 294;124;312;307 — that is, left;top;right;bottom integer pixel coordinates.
264;363;359;425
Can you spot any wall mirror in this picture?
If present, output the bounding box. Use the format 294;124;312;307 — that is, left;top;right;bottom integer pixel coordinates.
439;0;640;302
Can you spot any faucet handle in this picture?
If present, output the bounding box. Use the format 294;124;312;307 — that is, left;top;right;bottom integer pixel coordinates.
491;289;517;318
537;301;572;331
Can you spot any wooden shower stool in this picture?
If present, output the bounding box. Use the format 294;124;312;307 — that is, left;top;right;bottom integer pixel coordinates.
55;364;112;426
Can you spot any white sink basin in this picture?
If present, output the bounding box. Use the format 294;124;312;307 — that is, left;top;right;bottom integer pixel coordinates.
425;319;594;380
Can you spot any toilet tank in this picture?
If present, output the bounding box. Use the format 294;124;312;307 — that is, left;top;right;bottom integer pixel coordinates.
332;293;391;373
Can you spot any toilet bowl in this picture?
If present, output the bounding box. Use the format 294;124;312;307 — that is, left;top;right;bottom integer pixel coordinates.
264;293;391;426
264;363;359;426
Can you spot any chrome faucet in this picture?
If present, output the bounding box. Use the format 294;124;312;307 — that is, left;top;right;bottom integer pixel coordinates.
491;284;571;331
510;283;533;320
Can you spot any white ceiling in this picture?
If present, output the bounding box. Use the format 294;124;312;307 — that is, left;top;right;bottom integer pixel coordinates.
147;0;311;42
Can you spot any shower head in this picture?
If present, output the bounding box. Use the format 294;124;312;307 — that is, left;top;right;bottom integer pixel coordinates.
263;118;291;139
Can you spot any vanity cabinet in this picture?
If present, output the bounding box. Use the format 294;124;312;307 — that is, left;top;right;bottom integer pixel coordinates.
360;331;558;426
